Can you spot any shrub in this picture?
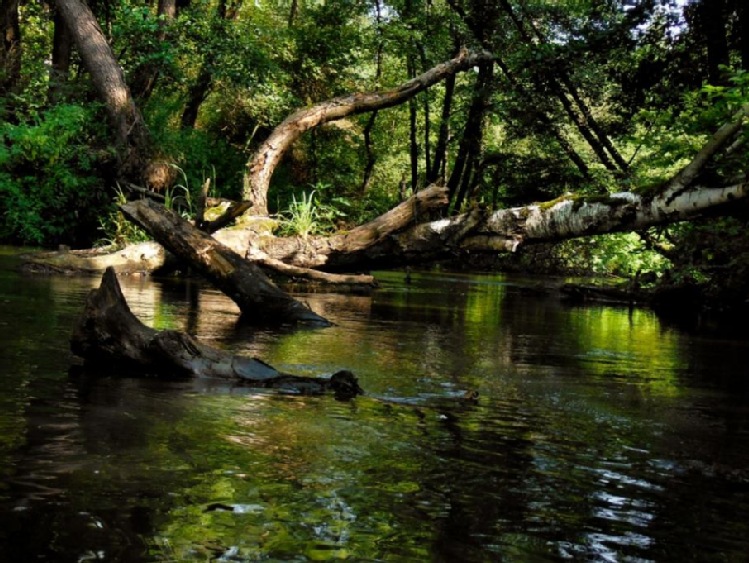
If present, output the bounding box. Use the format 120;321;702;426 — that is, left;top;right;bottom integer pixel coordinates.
0;103;110;246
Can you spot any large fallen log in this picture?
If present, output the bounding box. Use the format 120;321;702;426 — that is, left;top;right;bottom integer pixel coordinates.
119;198;330;326
70;268;363;398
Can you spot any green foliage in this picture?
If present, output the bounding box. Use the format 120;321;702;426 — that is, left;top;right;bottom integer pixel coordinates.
553;233;670;278
96;186;150;248
278;190;319;239
0;104;110;246
144;95;245;200
276;183;352;238
164;165;195;218
654;217;749;303
628;67;749;191
112;2;180;86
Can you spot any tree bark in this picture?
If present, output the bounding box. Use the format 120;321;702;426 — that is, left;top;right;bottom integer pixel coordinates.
49;6;73;104
180;68;212;129
407;55;419;192
697;0;729;85
246;184;449;270
242;49;494;215
54;0;151;181
360;111;378;193
180;0;240;129
428;70;455;184
119;199;331;326
71;267;363;398
450;61;494;211
0;0;21;97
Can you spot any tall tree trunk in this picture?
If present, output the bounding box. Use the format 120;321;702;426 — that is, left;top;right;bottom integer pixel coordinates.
360;111;378;193
697;0;729;84
0;0;21;97
243;50;493;216
359;0;384;193
448;61;493;210
418;44;431;180
427;70;454;184
180;68;212;129
288;0;298;26
407;55;419;192
498;0;628;174
180;0;238;129
445;1;590;181
49;6;73;104
54;0;151;182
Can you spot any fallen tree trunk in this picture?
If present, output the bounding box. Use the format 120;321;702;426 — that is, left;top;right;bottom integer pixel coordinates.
21;241;170;275
70;268;363;398
247;183;450;269
254;108;749;268
120;198;331;326
20;184;447;278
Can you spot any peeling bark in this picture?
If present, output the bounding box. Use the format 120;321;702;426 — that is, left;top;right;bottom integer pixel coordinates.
242;50;493;215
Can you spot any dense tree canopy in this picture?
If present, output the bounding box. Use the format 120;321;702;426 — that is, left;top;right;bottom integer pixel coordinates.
1;0;748;303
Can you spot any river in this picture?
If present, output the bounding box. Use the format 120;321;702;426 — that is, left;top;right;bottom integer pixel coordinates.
1;246;748;562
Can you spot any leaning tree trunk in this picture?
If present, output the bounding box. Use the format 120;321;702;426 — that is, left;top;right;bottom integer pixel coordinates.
0;0;21;97
242;49;494;215
48;5;73;104
119;198;331;326
71;268;362;398
499;0;628;174
54;0;151;181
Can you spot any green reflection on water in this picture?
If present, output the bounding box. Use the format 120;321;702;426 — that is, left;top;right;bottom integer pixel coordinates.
2;255;749;562
142;394;453;561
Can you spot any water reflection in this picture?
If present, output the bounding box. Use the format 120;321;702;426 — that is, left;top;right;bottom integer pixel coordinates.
1;255;749;561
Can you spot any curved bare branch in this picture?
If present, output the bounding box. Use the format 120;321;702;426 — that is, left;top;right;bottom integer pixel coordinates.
242;50;493;215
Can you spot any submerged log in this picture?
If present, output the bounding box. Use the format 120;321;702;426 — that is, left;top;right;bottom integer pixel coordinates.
70;268;363;398
120;198;330;326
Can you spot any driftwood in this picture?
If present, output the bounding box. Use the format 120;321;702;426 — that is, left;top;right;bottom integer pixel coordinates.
70;268;363;398
21;241;171;275
119;198;330;326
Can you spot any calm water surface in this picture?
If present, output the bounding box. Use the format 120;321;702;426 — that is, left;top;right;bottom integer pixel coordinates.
1;246;748;562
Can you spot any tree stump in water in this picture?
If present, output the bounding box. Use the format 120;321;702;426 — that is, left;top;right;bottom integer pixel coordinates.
70;267;363;399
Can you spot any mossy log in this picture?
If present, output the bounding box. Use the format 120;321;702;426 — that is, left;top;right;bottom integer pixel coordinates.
70;268;363;398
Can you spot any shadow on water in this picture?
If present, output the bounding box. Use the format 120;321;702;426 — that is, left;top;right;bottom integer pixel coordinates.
1;253;749;561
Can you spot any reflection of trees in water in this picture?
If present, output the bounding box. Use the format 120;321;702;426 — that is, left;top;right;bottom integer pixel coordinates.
0;372;200;562
3;263;749;560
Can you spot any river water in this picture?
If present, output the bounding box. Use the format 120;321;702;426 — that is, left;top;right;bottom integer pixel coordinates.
1;247;748;562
